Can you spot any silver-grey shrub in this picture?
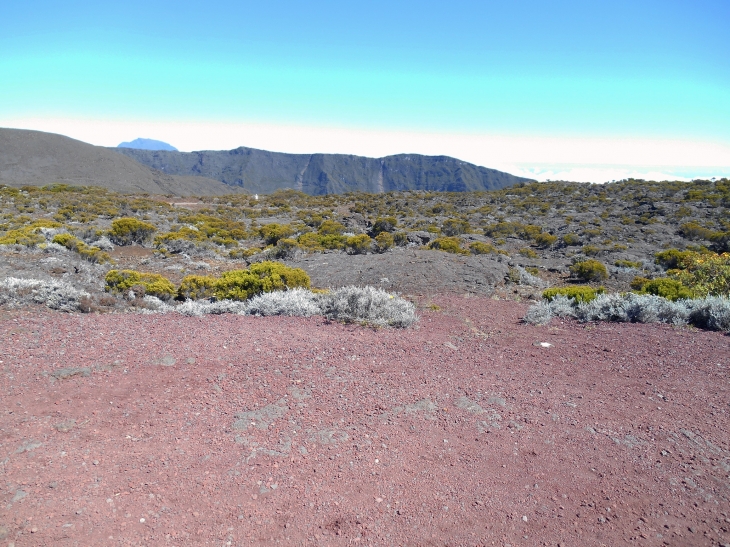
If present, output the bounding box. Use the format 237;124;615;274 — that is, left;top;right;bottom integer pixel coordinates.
0;277;89;312
524;292;730;332
245;288;321;317
319;286;418;327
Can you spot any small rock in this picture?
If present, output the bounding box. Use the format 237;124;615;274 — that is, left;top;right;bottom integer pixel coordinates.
51;367;91;380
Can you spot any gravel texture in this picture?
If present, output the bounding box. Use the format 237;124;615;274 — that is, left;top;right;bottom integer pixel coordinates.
1;297;729;546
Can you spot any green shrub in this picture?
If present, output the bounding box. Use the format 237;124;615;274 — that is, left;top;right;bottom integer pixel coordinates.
636;278;694;301
534;233;557;248
519;248;538;258
469;242;507;256
562;233;581;246
428;236;469;255
109;217;156;245
229;247;263;259
581;245;601;256
679;221;716;241
615;259;642;269
214;261;310;301
371;217;398;236
441;218;471;236
259;223;295;245
543;285;605;303
318;220;347;236
52;233;111;264
374;231;394;252
345;234;372;254
630;276;651;290
570;259;608;282
105;270;176;300
671;252;730;296
0;219;62;246
393;232;409;246
654;249;693;270
178;275;217;300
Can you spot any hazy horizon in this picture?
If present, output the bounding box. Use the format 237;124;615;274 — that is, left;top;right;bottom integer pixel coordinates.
2;1;729;183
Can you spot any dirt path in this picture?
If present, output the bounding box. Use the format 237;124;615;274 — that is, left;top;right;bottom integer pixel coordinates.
1;297;729;546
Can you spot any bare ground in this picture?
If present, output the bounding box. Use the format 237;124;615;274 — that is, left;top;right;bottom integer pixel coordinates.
1;297;729;547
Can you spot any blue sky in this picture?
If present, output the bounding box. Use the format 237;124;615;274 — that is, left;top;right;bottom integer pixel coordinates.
1;1;729;182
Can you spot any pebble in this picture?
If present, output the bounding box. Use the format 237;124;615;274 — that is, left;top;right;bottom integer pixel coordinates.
139;518;145;523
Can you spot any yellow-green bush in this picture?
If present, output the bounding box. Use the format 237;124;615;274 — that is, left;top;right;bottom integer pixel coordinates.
484;222;541;240
0;219;63;246
317;220;347;236
374;231;394;252
654;248;694;270
229;247;263;259
469;242;508;256
109;217;156;245
214;261;310;300
534;233;557;248
543;285;605;303
519;247;538;258
441;218;471;236
581;245;601;256
371;217;398;236
178;275;217;300
345;234;372;254
635;278;694;301
259;223;295;245
562;233;581;246
52;233;111;264
615;259;642;269
428;236;469;255
569;259;608;282
670;252;730;296
105;270;176;300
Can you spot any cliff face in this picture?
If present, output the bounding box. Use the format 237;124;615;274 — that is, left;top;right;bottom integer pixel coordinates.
113;146;533;195
0;128;238;196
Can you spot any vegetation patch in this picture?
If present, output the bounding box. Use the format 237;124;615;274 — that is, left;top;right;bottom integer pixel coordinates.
543;285;605;303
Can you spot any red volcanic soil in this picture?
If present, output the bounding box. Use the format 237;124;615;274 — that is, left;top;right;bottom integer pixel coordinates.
1;297;729;547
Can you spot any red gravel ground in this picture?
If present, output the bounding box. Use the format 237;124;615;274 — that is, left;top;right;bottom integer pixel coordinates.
1;297;729;547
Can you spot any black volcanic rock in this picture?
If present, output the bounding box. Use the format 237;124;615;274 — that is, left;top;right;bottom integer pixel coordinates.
112;146;532;195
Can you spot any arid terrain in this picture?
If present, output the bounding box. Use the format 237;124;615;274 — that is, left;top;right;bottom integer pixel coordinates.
1;296;729;547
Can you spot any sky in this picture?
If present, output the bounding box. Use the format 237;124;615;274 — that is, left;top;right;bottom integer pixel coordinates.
1;0;729;183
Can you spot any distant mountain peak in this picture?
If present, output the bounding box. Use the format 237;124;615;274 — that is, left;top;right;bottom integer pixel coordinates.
118;138;177;152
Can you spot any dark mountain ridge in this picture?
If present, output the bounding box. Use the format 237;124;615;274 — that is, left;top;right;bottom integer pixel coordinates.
112;146;533;195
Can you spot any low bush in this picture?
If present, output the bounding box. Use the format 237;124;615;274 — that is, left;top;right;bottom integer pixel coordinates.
229;247;263;259
345;234;372;254
570;259;608;282
319;286;417;327
543;285;604;303
615;259;642;269
214;261;310;301
178;275;217;300
635;277;694;301
0;277;90;312
371;217;398;236
0;220;62;247
441;218;471;236
428;236;469;255
259;223;295;245
654;249;693;270
679;221;716;241
519;248;538;258
105;270;176;300
469;242;507;256
534;233;557;248
671;252;730;296
524;292;730;332
562;233;581;246
109;218;156;245
52;233;112;264
374;231;394;252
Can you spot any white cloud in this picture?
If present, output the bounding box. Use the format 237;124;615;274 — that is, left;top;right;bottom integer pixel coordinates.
3;116;729;183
